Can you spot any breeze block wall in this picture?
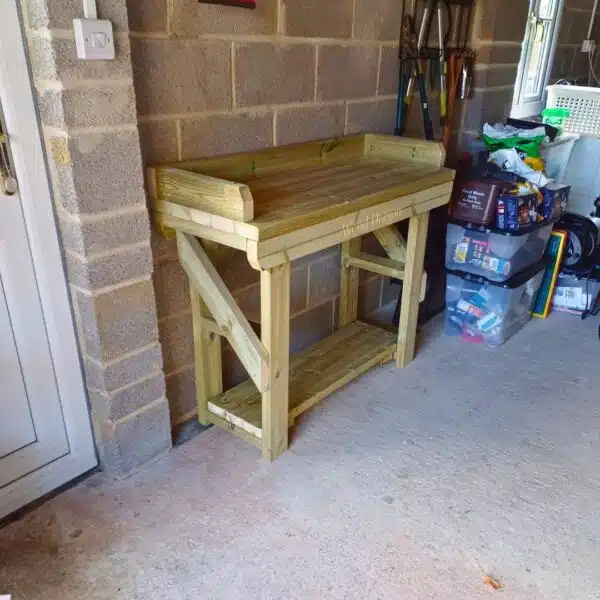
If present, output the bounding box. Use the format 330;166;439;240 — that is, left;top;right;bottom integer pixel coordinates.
20;0;172;476
551;0;600;83
454;0;530;153
129;0;410;427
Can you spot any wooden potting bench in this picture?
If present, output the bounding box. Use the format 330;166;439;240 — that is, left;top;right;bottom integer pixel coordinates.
149;134;455;460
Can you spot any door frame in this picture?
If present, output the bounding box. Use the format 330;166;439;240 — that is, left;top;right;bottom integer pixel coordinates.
0;0;97;518
511;0;566;118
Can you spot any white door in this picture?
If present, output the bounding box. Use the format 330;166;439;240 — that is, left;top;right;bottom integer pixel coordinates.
0;0;97;519
0;123;70;488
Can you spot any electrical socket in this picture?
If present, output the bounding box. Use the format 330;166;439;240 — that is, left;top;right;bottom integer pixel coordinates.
73;18;115;60
581;39;596;53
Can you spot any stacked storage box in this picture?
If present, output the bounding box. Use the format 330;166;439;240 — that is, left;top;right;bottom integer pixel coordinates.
446;220;554;282
552;272;600;315
446;158;571;344
446;179;555;345
446;260;546;346
445;220;549;345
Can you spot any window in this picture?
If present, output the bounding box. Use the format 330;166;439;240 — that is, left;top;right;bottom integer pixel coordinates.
511;0;565;118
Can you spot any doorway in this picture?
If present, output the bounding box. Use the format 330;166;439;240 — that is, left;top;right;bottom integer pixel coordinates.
0;0;97;520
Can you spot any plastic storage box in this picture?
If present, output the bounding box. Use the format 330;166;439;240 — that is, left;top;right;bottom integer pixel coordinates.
446;219;554;283
552;272;600;314
446;261;546;346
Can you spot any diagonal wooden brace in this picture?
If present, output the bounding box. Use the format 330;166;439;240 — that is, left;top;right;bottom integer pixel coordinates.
373;225;427;302
343;251;405;280
177;232;270;392
373;225;408;263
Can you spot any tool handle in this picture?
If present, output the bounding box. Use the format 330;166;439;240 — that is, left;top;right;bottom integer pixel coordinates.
417;75;434;140
405;1;434;99
395;60;408;135
439;72;447;121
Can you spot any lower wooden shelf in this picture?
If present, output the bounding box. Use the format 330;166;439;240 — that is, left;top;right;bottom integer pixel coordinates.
207;321;397;442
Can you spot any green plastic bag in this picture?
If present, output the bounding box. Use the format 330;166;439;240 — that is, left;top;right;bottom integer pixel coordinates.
541;108;571;134
482;136;545;158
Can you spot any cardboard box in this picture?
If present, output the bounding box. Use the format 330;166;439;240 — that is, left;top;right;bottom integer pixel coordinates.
450;178;510;225
540;183;570;220
496;193;538;230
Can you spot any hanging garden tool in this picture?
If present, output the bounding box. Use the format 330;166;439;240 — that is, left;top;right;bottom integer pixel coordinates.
442;0;476;150
436;1;448;125
422;0;451;127
395;0;453;140
403;0;435;103
404;12;435;140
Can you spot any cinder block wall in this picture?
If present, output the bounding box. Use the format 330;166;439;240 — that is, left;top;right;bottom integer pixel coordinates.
552;0;600;82
453;0;529;152
20;0;172;476
128;0;408;427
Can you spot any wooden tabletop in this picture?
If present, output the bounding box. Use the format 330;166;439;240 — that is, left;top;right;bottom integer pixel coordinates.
149;134;455;267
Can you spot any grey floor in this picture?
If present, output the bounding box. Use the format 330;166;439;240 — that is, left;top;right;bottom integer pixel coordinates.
1;312;600;600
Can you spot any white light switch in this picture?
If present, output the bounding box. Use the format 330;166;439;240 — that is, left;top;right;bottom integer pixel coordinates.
73;18;115;60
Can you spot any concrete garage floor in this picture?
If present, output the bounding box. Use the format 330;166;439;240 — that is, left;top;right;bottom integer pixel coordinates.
2;313;600;600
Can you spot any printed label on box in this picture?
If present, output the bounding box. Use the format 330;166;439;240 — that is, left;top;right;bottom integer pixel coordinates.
456;299;487;319
454;241;468;264
553;286;591;311
477;312;502;332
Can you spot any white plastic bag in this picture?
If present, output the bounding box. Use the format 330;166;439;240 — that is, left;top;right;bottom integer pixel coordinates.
483;123;548;141
488;148;549;187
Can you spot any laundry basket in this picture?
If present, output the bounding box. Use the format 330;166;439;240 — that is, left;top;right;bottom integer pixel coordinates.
546;85;600;135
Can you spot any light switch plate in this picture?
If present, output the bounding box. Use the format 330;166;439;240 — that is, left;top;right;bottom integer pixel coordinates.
73;18;115;60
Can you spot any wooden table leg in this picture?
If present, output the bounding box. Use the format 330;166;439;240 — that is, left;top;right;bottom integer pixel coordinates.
190;285;222;425
397;212;429;368
339;238;361;326
260;262;291;461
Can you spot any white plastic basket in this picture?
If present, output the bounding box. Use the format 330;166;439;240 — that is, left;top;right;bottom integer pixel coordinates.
546;85;600;135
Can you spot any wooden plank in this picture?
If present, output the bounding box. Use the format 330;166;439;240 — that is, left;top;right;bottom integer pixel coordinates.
154;222;176;239
414;193;453;215
253;162;426;211
160;135;367;181
247;188;452;269
176;232;269;391
253;183;451;256
199;316;223;335
250;168;454;240
396;212;430;368
339;238;361;327
207;410;262;448
147;167;176;240
288;322;396;421
153;167;254;222
247;204;412;270
241;157;371;195
250;159;407;205
154;165;453;246
189;284;222;425
154;199;258;240
153;211;248;251
260;263;291;461
207;322;397;442
373;226;407;263
365;134;446;168
344;252;405;280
